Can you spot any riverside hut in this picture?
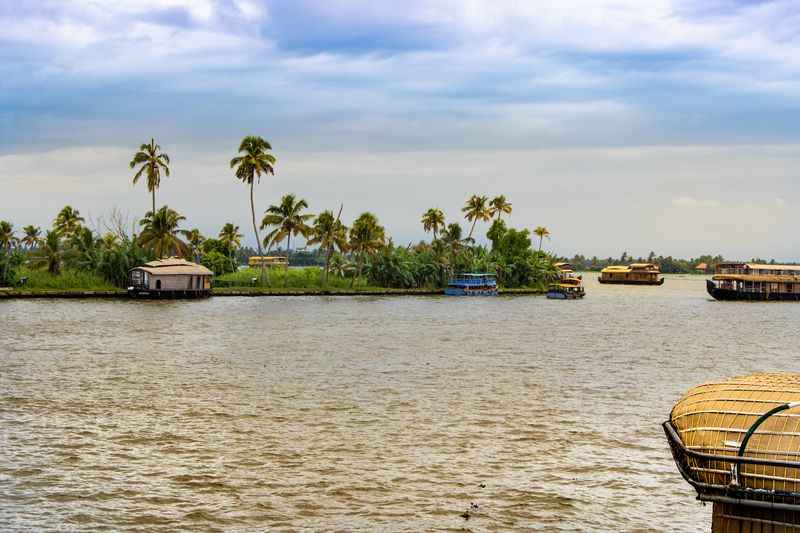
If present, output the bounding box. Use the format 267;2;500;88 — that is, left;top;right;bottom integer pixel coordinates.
664;373;800;531
128;258;213;298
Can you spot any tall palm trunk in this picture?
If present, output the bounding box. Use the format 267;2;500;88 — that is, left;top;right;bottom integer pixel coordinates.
152;189;156;217
538;236;543;251
467;218;478;241
250;179;267;285
324;243;332;286
284;234;290;287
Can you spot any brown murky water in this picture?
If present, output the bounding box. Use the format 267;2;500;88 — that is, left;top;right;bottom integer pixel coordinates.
3;274;800;531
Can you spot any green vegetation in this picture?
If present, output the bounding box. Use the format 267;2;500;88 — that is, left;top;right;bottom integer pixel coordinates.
564;252;727;274
0;133;561;294
15;267;115;290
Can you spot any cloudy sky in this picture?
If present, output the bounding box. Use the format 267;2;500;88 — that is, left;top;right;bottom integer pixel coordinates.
2;0;800;259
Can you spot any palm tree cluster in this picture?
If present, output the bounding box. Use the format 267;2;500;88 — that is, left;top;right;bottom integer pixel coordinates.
1;135;560;290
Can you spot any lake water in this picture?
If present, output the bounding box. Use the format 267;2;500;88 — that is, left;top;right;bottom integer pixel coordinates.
3;274;800;531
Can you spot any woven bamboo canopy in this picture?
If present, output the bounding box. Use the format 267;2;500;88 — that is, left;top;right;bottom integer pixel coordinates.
670;373;800;494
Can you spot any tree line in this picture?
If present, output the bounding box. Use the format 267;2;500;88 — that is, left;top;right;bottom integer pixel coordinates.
1;135;559;289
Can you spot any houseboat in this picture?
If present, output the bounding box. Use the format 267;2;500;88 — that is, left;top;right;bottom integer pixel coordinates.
248;256;289;268
598;263;664;285
547;263;585;299
128;258;213;298
664;373;800;531
444;273;498;296
706;262;800;301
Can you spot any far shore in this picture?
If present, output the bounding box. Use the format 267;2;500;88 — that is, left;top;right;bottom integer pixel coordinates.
0;287;545;299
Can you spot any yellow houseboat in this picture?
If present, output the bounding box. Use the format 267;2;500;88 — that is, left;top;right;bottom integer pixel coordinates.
599;263;664;286
707;262;800;301
248;256;289;268
547;262;585;299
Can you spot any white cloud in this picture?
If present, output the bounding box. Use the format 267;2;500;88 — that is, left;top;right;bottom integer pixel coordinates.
671;196;721;208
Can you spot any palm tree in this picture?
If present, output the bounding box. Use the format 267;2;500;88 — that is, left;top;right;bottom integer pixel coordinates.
421;208;445;240
182;228;205;263
100;232;119;249
533;226;551;251
489;195;512;220
21;225;41;249
462;195;491;242
261;194;313;286
36;230;63;275
0;221;15;251
308;206;348;286
54;206;84;238
130;138;171;214
138;206;188;259
348;212;385;287
218;223;242;272
230;135;276;283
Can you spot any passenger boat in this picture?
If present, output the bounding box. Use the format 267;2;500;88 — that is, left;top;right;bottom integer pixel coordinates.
547;263;585;299
128;258;213;298
444;273;498;296
706;262;800;301
598;263;664;285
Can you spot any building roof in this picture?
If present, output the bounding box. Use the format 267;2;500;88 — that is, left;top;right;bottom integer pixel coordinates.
695;262;708;270
132;257;213;276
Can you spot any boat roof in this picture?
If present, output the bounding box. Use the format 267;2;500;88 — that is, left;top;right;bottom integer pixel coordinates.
601;263;660;273
554;262;574;271
132;257;213;276
718;262;800;271
455;273;495;277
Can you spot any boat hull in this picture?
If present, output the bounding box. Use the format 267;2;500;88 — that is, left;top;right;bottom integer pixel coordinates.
598;277;664;286
444;287;498;296
546;290;584;300
706;280;800;301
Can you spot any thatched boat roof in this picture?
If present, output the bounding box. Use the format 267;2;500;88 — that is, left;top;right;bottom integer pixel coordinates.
670;373;800;493
132;258;213;276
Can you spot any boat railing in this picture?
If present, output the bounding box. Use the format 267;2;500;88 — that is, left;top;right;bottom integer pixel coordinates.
663;420;800;510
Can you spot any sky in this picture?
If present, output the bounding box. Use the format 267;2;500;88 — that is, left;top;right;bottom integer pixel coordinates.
2;0;800;260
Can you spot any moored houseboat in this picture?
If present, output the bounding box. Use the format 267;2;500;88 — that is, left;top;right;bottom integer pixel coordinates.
547;262;585;299
598;263;664;285
707;262;800;301
444;273;498;296
128;258;213;298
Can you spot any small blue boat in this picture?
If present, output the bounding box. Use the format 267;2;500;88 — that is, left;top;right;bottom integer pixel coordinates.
444;273;498;296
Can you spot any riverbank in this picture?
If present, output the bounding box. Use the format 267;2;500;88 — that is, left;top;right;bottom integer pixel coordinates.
0;287;545;298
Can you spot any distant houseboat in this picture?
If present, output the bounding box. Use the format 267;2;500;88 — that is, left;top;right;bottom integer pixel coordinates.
707;262;800;301
248;256;289;268
599;263;664;285
444;273;498;296
547;263;585;299
128;258;213;298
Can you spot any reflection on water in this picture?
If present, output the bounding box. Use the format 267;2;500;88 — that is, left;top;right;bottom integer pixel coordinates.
2;273;800;531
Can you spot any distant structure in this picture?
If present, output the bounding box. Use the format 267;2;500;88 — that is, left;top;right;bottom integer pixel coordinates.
128;258;213;298
695;262;709;274
248;256;289;268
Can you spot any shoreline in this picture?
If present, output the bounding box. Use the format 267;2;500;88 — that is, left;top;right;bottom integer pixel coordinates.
0;287;545;299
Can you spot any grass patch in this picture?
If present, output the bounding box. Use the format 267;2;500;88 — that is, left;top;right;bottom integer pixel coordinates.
216;267;372;289
17;267;115;291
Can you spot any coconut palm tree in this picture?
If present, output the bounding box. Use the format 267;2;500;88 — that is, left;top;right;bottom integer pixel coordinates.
421;208;445;240
533;226;551;251
21;225;41;249
261;194;313;286
218;223;242;272
348;212;385;287
100;232;119;249
308;206;348;285
462;195;491;242
182;228;204;263
54;206;84;238
130;138;171;215
36;230;63;275
0;221;15;251
489;195;512;220
230;135;276;283
138;206;188;259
